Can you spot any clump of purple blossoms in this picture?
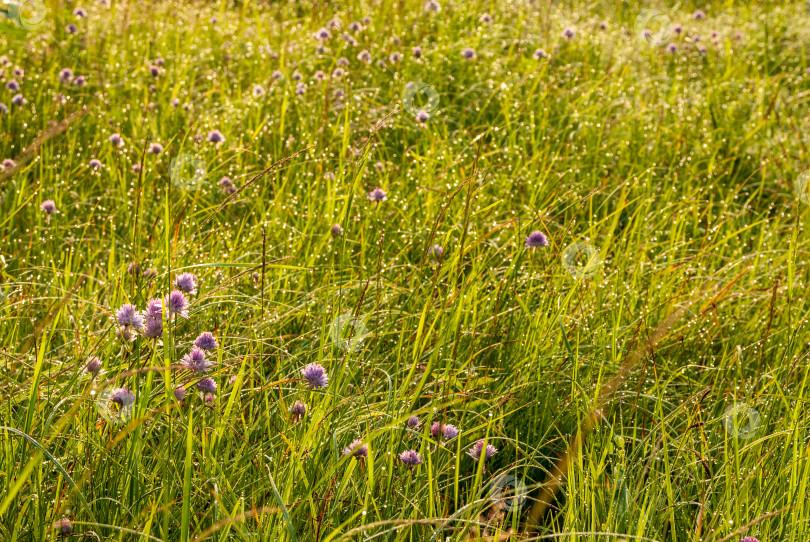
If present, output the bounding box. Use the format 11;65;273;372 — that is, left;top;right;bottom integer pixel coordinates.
314;27;332;41
739;538;759;542
73;7;87;18
343;439;369;460
65;23;78;34
330;223;344;238
301;362;328;389
407;415;421;429
666;43;678;53
11;94;25;106
194;331;217;350
41;200;57;214
197;377;217;394
165;290;189;319
6;80;19;91
467;439;498;462
142;299;163;338
525;230;548;248
143;268;157;280
461;48;476;60
413;46;422;58
73;76;87;87
127;261;140;275
174;272;198;294
108;133;123;147
54;518;73;536
57;68;72;83
290;400;307;421
367;187;387;203
116;303;144;330
148;142;164;154
416;110;430;123
89;159;103;169
206;129;225;143
561;27;575;40
399;449;422;469
533;48;548;60
693;9;706;20
431;422;460;440
174;386;187;401
110;387;135;406
85;356;102;374
182;347;212;374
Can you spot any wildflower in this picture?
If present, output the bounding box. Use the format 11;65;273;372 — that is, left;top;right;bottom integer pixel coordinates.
41;200;57;214
739;538;759;542
116;303;144;330
206;130;225;144
314;28;332;41
182;347;212;374
290;400;307;421
148;65;160;78
389;52;402;63
330;223;344;238
413;46;422;58
429;244;443;259
204;392;216;403
143;267;157;280
357;49;371;63
197;377;217;394
332;67;344;78
174;272;197;294
390;35;401;46
89;159;103;169
73;76;87;87
110;387;136;406
407;415;421;429
343;439;369;459
148;142;164;154
467;439;498;462
673;24;683;34
174;386;186;401
442;424;459;440
525;230;548;248
479;13;492;24
292;70;303;81
142;298;163;338
348;21;362;32
11;94;25;106
415;110;430;123
66;23;78;33
301;362;328;389
561;27;575;40
295;83;306;96
337;57;349;67
108;133;123;147
74;7;87;17
461;48;476;60
253;84;265;97
598;20;607;30
367;187;387;203
666;43;678;53
328;17;342;29
698;45;707;54
85;357;102;374
693;10;706;20
165;290;189;319
209;16;217;24
6;80;19;91
425;0;440;12
194;331;217;350
117;325;135;342
0;104;7;114
399;449;422;469
54;518;73;536
182;102;192;111
272;70;283;80
170;97;180;107
362;15;371;25
131;163;142;172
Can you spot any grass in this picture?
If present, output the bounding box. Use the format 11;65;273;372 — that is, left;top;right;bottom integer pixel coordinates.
0;0;809;540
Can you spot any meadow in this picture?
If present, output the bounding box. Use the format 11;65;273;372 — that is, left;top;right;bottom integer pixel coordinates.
0;0;808;540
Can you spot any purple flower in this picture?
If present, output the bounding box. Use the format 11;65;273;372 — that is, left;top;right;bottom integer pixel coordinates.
290;400;307;420
598;20;607;30
673;24;683;34
357;50;371;63
11;94;25;106
739;538;759;542
693;10;706;20
174;272;197;294
413;46;422;58
253;84;265;97
148;143;164;155
194;331;218;350
41;200;57;214
332;67;344;78
666;43;678;53
467;439;498;461
85;357;102;374
314;27;332;41
206;130;225;143
196;377;217;394
165;290;189;319
2;159;16;169
73;76;87;87
174;386;186;401
142;298;163;338
110;387;135;406
127;261;140;275
6;80;19;91
399;449;422;469
182;347;212;373
54;518;73;536
148;65;160;78
301;362;328;389
342;439;369;459
89;159;103;169
0;104;7;114
66;23;78;34
348;21;362;32
170;97;180;107
407;415;421;429
295;83;306;96
461;48;477;60
330;223;344;238
143;267;157;280
389;52;402;63
416;110;430;123
73;7;87;17
425;0;440;12
525;230;548;248
561;27;575;40
218;177;233;187
108;133;123;147
116;303;144;330
533;48;548;60
442;424;459;440
367;187;387;203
